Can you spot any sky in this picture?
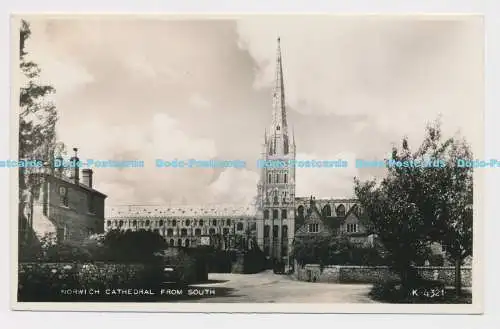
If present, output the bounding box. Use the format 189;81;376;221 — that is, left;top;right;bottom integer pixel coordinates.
18;15;483;206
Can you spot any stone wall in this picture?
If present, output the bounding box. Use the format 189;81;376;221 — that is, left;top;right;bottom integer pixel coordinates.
295;265;472;287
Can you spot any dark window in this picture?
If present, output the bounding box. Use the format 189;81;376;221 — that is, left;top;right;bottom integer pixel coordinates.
273;209;279;220
336;204;346;217
297;205;305;218
212;219;217;226
282;225;288;238
119;220;124;228
167;228;173;236
264;210;269;219
145;220;150;226
169;239;174;246
209;228;216;235
346;223;358;233
273;225;279;238
322;205;332;217
264;225;270;238
199;219;204;226
237;222;244;231
172;220;177;226
284;173;287;184
185;239;190;247
308;223;319;233
154;229;159;234
281;209;287;219
159;220;164;226
133;220;137;226
186;219;191;226
268;174;272;183
106;220;111;227
177;239;182;247
223;227;229;235
181;228;187;236
226;219;231;226
195;228;201;236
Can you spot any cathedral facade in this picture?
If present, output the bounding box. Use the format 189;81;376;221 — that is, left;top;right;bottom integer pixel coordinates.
105;38;368;267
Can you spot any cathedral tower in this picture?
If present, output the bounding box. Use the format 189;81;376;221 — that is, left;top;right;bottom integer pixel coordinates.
256;37;296;267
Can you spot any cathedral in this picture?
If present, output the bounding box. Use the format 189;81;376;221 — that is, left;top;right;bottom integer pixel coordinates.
105;38;369;267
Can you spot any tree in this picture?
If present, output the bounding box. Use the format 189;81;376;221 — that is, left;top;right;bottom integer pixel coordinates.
102;229;168;263
354;120;473;294
18;20;66;249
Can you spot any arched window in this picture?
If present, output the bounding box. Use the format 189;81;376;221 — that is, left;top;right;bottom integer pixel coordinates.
336;204;346;217
132;220;137;226
199;219;204;226
195;228;201;236
281;209;287;219
181;228;187;236
273;209;279;220
177;238;182;247
226;219;231;226
223;228;229;235
186;219;191;226
297;205;305;218
169;239;174;246
236;222;244;231
268;173;272;183
185;239;190;247
145;220;150;226
282;225;288;239
209;228;216;235
284;173;287;184
172;219;177;226
273;225;279;238
167;228;173;236
119;220;124;227
107;220;111;226
264;209;269;219
159;220;164;226
322;205;332;217
212;219;217;226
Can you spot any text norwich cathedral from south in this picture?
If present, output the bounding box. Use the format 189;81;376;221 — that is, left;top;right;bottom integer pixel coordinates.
105;38;371;269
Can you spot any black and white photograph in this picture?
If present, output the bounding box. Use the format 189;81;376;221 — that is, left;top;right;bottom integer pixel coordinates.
11;14;483;313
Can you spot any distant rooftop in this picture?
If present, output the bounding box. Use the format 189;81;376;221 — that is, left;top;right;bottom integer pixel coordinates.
105;204;257;219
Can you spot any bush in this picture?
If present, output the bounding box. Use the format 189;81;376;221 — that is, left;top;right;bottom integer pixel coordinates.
292;235;387;266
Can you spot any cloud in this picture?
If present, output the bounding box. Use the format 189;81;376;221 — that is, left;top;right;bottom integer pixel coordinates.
236;16;483;151
20;17;482;206
295;152;359;198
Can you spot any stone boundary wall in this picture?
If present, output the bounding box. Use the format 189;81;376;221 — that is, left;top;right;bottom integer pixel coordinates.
295;265;472;287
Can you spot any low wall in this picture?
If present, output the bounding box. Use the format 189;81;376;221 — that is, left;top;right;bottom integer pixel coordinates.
295;265;472;287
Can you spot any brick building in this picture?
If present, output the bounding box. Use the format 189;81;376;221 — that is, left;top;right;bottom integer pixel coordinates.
19;149;107;244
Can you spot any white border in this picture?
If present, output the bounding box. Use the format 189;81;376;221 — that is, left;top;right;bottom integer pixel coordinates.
1;0;498;327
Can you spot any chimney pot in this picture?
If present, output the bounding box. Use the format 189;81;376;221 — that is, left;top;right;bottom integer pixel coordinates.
82;169;93;189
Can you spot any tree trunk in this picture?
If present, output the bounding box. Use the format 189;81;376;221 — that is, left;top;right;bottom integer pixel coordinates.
455;259;462;296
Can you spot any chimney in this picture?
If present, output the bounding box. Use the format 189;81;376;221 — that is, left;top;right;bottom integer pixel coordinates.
69;147;80;184
82;169;93;188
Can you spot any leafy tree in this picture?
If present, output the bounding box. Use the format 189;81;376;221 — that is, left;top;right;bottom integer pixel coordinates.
355;120;473;294
102;229;168;263
18;20;66;249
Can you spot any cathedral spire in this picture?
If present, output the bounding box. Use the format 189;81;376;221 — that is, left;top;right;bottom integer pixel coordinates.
271;36;288;135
